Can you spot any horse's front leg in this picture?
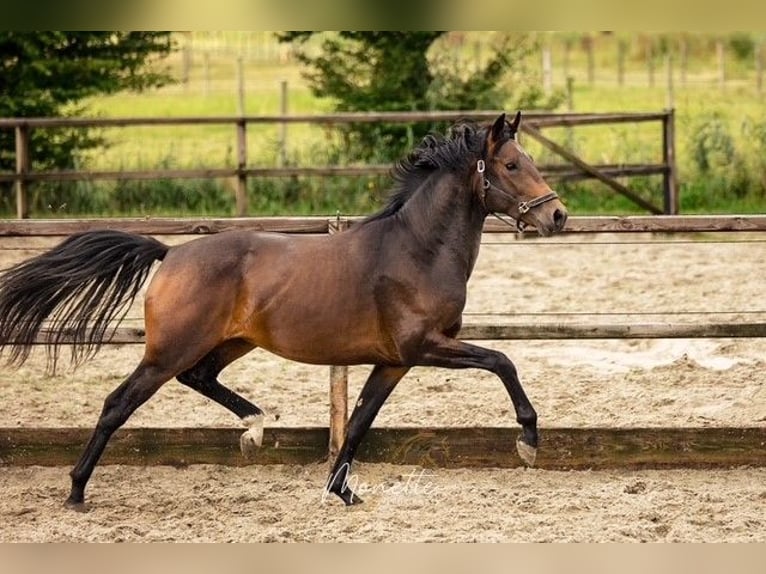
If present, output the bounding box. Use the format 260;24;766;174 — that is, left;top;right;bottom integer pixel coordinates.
418;334;538;465
325;365;409;505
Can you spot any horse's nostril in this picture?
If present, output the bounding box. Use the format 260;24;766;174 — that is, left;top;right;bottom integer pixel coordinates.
553;208;567;228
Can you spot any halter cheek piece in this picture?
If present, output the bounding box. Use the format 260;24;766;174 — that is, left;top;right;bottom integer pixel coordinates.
476;159;559;233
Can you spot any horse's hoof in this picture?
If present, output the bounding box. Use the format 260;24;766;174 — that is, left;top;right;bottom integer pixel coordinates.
516;438;537;467
64;498;89;513
240;413;264;458
240;430;261;458
342;492;364;506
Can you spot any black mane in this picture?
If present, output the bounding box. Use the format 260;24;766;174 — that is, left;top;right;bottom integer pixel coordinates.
364;121;488;223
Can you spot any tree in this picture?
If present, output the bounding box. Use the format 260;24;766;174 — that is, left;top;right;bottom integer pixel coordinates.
277;31;561;162
0;32;175;178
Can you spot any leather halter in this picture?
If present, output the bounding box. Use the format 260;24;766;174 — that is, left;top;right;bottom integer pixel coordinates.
476;159;559;232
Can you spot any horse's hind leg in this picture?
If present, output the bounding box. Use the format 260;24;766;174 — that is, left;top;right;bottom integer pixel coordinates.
325;365;409;505
176;338;265;456
66;361;176;509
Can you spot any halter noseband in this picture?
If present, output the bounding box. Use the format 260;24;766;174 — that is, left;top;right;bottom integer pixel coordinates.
476;159;559;232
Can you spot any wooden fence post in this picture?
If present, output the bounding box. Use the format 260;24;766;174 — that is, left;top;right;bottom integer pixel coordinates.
279;80;288;167
662;109;679;215
236;56;245;116
563;38;572;83
235;119;248;216
617;39;626;86
15;125;30;219
647;39;655;88
666;54;674;109
181;32;192;87
585;34;595;85
203;52;210;96
679;36;688;86
327;216;351;459
542;44;553;94
565;77;575;150
717;40;726;89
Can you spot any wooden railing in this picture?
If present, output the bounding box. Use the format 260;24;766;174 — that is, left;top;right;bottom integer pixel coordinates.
0;110;679;218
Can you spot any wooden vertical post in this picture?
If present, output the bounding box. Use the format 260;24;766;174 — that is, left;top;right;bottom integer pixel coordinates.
542;44;552;94
717;39;726;89
662;109;679;215
565;76;575;151
617;38;626;86
327;216;350;459
203;51;210;96
235;53;247;215
666;54;674;109
235;119;248;216
679;36;688;86
181;32;192;88
328;365;348;460
566;76;574;111
15;124;30;219
585;34;595;85
279;80;288;167
236;56;245;116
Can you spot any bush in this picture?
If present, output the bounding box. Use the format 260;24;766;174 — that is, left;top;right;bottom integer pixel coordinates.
727;33;756;61
685;113;766;204
690;114;736;173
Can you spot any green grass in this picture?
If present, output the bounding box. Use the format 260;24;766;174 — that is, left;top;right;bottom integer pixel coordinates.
14;32;766;218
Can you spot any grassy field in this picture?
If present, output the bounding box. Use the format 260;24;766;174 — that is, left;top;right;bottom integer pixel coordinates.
13;32;766;218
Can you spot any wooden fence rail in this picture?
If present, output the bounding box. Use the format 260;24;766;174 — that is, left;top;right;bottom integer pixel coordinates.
20;321;766;347
0;110;679;218
3;214;766;238
3;426;765;469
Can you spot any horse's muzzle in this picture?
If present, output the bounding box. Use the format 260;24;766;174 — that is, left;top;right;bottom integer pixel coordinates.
531;200;568;236
552;206;568;232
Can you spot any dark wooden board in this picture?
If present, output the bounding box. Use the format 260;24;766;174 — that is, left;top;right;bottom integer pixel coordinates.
3;215;766;237
2;427;764;469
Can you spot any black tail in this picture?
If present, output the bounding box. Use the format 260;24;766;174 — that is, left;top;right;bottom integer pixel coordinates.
0;230;168;371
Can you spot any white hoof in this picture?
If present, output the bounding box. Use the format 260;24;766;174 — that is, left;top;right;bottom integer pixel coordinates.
516;438;537;467
240;413;264;458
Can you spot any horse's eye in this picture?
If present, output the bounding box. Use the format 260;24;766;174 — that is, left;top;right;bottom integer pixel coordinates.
506;162;518;171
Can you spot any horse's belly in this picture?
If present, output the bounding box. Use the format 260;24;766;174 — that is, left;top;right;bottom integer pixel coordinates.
254;318;392;366
237;287;394;365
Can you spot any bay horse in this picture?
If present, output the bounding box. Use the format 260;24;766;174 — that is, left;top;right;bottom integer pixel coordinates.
0;112;567;508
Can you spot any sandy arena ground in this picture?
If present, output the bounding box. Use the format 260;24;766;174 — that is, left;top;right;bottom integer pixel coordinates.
1;231;765;542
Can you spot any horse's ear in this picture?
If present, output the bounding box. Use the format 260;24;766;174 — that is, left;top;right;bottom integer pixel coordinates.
489;113;507;145
509;111;522;138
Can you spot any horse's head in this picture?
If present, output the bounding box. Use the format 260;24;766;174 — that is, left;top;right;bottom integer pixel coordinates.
476;111;567;236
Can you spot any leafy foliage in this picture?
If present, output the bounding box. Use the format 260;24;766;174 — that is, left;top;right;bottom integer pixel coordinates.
0;32;175;177
727;33;756;61
277;32;562;162
687;113;766;201
690;114;736;173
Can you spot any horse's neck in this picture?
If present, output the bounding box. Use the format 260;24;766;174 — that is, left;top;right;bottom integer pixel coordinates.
397;171;486;277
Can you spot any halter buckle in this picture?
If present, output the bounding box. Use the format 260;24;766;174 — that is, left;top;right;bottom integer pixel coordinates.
518;201;530;214
476;159;485;174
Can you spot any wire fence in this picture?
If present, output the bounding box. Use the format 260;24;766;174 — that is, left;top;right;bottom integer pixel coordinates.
163;32;766;100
